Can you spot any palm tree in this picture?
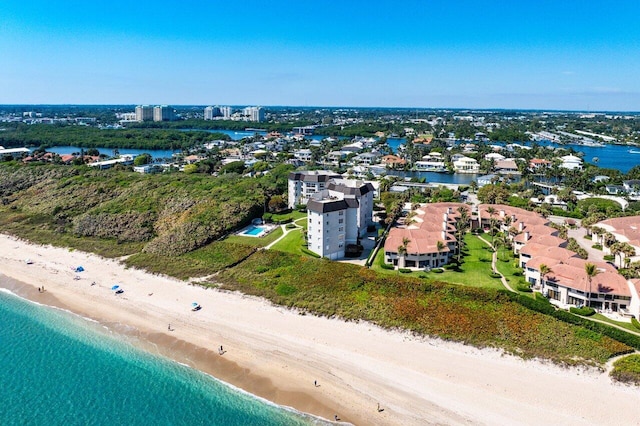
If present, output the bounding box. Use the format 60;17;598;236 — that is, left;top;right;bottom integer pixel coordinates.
539;264;552;289
622;243;636;269
485;206;498;237
584;263;600;309
609;242;624;268
493;233;510;261
436;240;446;266
397;237;411;268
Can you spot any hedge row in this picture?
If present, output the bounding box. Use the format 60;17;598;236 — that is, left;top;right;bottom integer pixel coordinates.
501;291;640;351
569;306;596;316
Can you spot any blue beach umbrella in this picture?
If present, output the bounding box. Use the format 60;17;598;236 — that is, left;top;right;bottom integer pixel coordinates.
191;302;199;307
111;285;120;291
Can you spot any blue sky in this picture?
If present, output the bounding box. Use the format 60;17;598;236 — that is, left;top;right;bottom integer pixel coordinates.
1;0;639;110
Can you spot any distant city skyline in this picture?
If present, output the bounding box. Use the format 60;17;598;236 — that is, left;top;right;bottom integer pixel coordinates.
1;1;639;111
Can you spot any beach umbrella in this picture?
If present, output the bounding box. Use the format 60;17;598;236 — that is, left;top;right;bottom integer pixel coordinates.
76;266;84;272
111;285;120;291
191;302;199;307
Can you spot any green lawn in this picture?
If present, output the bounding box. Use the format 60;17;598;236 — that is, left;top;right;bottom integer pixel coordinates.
224;226;284;247
371;234;504;289
270;228;306;255
271;210;307;222
592;314;639;333
494;247;532;294
294;216;308;230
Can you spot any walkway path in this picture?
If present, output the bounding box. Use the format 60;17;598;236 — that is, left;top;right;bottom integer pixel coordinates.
264;217;306;250
477;235;516;293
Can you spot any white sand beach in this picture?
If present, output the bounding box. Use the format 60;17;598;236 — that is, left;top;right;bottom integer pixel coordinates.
1;233;639;425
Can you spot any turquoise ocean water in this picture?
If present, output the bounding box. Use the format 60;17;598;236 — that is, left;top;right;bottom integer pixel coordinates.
0;288;319;426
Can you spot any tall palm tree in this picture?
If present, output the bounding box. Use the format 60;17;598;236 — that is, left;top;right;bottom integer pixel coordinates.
539;264;552;289
584;263;600;308
485;206;498;237
397;237;411;268
436;240;446;266
622;243;636;269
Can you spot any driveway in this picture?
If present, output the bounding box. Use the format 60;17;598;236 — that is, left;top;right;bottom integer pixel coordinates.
566;225;607;264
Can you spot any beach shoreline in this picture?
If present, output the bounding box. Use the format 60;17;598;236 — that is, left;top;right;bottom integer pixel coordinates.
1;233;639;425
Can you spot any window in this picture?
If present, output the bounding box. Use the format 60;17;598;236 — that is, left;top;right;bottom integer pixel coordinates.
339;227;344;232
338;243;344;248
338;219;344;224
339;211;344;216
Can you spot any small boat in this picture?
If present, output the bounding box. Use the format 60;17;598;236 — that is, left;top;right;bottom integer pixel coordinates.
629;149;640;154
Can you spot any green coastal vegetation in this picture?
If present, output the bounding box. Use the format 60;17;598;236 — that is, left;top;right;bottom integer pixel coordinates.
2;161;640;372
0;123;230;150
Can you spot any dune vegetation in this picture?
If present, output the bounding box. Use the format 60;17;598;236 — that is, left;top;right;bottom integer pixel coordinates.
1;161;639;367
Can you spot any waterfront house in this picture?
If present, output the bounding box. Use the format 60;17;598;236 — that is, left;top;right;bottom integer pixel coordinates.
560;154;583;170
452;156;479;173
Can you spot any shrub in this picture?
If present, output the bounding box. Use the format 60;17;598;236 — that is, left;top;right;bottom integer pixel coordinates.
432;268;444;273
490;272;501;278
512;271;523;277
502;290;640;351
262;213;273;222
285;223;296;229
380;263;395;270
516;283;533;292
591;244;602;250
398;268;412;273
569;306;596;316
603;255;615;261
611;354;640;385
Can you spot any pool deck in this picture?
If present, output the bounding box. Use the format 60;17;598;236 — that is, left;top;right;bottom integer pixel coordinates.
237;223;278;238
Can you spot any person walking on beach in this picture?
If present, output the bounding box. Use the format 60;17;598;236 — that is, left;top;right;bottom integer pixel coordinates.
168;324;171;331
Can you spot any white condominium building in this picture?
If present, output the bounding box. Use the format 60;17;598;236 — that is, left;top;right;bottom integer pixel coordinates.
305;179;375;260
135;105;154;122
204;106;221;120
243;106;265;122
288;170;341;209
153;105;175;122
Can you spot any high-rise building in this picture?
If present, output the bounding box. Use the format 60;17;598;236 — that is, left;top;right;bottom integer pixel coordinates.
204;106;219;120
304;178;375;260
153;105;174;122
243;106;265;122
220;106;232;120
135;105;154;122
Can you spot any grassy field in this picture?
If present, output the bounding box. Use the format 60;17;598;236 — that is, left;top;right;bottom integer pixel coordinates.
372;234;503;290
494;247;532;293
270;210;307;222
591;314;638;333
224;226;284;247
270;228;306;255
124;241;256;280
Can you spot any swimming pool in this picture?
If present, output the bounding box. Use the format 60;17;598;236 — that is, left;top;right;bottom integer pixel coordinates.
243;225;265;236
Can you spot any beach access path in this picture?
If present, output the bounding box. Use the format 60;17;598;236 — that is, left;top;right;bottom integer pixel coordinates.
1;233;639;426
